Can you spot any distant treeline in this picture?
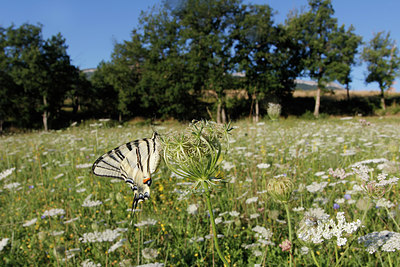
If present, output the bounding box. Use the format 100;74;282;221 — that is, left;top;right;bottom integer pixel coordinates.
1;0;399;131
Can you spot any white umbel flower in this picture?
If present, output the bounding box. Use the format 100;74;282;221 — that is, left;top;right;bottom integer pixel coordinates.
358;231;400;254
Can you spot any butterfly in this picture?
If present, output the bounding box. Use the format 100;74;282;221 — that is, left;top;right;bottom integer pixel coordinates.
92;132;162;210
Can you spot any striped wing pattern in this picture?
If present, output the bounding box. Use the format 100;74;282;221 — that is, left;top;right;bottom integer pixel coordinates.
92;132;162;209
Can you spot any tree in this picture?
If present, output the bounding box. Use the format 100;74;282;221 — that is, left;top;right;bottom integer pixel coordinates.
5;24;79;130
175;0;241;123
362;31;400;110
330;25;362;101
234;4;302;121
287;0;341;117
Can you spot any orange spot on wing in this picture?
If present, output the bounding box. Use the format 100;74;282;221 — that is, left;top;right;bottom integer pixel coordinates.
143;177;151;184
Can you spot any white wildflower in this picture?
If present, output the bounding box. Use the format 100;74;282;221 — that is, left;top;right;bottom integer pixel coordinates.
229;211;240;217
0;238;9;251
0;168;15;181
222;161;235;171
64;217;80;224
252;226;272;240
81;259;101;267
187;204;198;215
328;168;349;179
314;171;325;176
306;181;328;193
142;248;158;260
375;198;395;208
76;188;86;193
42;208;65;217
80;229;121;243
108;239;126;253
136;263;164;267
76;163;92;169
52;231;65;236
358;231;400;254
53;173;64;180
135;219;157;228
292;206;305;212
4;182;21;190
300;246;309;255
215;217;223;224
250;213;260;219
245;197;258;204
82;194;102;207
257;163;270;169
298;212;361;246
23;218;37;227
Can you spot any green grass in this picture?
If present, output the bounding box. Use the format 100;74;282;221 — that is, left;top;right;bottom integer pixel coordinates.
0;117;399;266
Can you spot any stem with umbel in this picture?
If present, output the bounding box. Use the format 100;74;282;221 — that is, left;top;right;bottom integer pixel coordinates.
284;203;293;267
204;183;229;266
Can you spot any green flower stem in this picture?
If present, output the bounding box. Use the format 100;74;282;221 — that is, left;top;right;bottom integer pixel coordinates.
388;253;393;267
204;184;229;267
310;249;321;267
384;206;400;231
284;203;293;267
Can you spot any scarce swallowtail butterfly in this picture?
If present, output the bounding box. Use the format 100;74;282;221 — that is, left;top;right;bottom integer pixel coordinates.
92;132;162;210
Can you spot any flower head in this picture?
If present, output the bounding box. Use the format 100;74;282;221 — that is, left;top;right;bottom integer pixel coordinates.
163;120;231;192
279;239;292;252
266;175;294;203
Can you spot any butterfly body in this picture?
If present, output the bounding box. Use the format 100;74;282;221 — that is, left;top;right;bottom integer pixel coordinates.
92;132;162;209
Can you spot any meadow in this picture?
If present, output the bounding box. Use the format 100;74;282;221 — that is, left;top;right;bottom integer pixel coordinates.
0;117;399;266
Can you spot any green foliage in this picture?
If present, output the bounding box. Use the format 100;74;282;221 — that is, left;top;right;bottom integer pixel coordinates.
1;24;80;129
286;0;361;116
362;31;400;108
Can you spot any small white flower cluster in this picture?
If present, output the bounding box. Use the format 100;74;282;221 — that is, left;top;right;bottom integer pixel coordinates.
23;218;38;227
328;168;350;180
81;259;101;267
375;198;395;208
81;194;102;207
297;212;361;246
306;181;328;193
134;219;157;228
187;204;198;215
4;182;21;190
80;229;121;243
108;238;126;253
267;103;281;120
351;163;399;198
257;163;270;169
42;208;66;217
252;225;273;245
222;161;235;171
0;238;9;251
76;163;93;169
142;247;158;260
358;231;400;254
0;167;15;181
245;196;258;204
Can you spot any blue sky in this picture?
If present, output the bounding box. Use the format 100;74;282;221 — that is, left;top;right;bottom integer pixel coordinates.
1;0;399;91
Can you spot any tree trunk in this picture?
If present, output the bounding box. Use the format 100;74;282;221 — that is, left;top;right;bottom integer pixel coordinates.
313;87;321;117
119;113;122;123
216;100;221;124
346;83;350;101
254;98;259;123
381;90;386;110
0;119;3;133
221;105;226;124
42;96;49;131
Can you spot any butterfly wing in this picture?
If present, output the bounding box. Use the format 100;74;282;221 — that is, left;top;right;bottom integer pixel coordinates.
92;132;162;210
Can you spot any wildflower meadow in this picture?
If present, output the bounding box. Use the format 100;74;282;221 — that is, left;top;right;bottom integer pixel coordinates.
0;117;399;266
